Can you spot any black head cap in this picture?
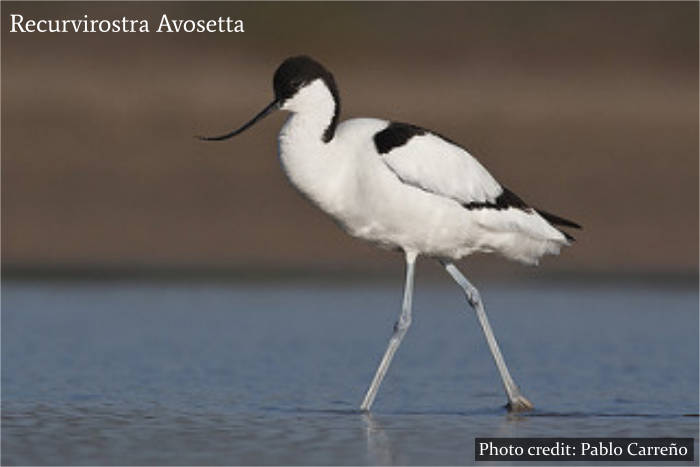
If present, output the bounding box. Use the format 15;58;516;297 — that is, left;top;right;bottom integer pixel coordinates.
273;55;340;105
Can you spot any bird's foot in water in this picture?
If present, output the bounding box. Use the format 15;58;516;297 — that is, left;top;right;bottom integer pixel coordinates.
506;394;534;412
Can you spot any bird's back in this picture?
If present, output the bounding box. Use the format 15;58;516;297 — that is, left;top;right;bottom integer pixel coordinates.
331;118;576;263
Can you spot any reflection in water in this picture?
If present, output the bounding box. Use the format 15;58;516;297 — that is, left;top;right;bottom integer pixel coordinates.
493;411;532;438
363;413;394;465
362;408;532;465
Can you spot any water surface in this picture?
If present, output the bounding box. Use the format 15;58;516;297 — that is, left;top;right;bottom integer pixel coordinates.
2;279;698;465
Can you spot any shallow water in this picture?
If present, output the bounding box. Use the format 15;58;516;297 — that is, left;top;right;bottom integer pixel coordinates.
2;279;698;465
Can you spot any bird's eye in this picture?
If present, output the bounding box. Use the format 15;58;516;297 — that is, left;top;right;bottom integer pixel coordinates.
290;79;303;89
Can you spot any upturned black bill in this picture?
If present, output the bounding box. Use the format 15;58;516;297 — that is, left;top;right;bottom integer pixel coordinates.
198;100;280;141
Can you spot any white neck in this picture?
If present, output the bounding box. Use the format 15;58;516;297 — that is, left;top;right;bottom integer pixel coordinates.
279;79;338;143
277;81;344;215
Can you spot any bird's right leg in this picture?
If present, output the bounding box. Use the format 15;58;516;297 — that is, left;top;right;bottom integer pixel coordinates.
360;251;417;411
441;261;533;412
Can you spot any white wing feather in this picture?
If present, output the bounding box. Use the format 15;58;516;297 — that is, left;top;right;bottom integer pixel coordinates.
380;132;502;205
378;128;571;253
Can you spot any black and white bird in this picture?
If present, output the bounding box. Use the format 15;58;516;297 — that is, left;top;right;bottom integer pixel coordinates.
200;55;581;412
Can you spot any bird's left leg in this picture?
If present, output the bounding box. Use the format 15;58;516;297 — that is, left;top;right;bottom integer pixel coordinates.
360;251;417;411
441;261;533;412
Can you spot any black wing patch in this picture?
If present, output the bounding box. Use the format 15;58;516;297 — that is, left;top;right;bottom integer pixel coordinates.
534;209;581;229
374;122;426;154
374;120;468;156
462;187;531;212
464;187;581;241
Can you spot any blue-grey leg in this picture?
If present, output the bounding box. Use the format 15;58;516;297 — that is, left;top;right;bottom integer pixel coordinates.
360;250;417;411
442;261;533;412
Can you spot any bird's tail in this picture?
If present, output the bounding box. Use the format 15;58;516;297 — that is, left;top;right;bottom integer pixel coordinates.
472;207;580;265
535;208;581;241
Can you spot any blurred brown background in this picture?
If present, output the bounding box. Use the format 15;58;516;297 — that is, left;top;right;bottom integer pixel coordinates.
2;2;698;281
